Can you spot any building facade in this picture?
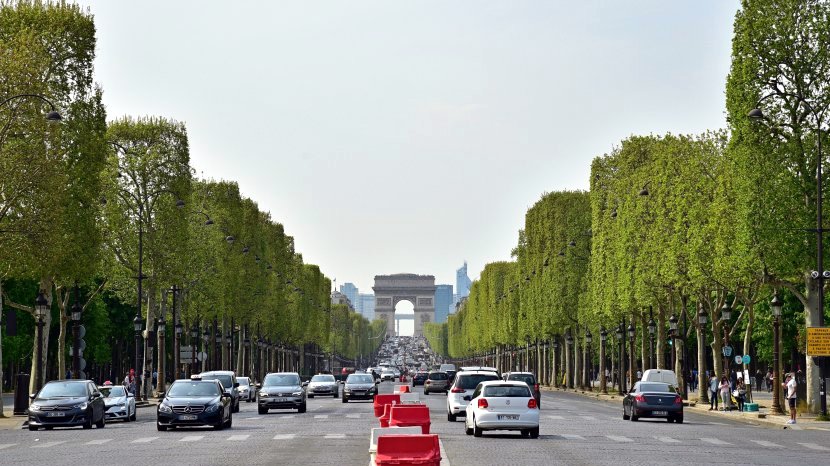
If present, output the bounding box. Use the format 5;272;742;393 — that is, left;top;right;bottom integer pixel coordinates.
434;284;453;324
340;283;359;310
456;261;472;302
359;293;375;320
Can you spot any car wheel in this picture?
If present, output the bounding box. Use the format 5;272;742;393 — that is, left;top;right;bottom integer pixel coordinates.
424;389;429;395
333;393;338;398
666;416;673;423
233;401;240;413
530;427;539;439
622;407;630;421
676;416;684;424
464;420;473;436
83;412;93;429
156;423;167;431
214;411;225;430
130;407;136;422
258;406;268;415
28;425;39;431
342;396;348;403
96;414;105;429
448;411;456;422
298;403;307;413
225;412;233;428
630;412;638;422
521;429;530;438
473;418;483;438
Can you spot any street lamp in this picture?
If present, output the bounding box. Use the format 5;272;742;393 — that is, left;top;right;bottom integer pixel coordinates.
70;285;82;379
585;329;593;391
215;329;222;370
133;314;143;399
721;300;732;379
770;291;784;415
599;327;608;394
190;324;198;376
34;291;49;391
565;331;574;389
552;339;560;388
174;321;183;379
628;323;636;383
615;324;624;395
648;314;656;370
157;317;166;394
202;327;210;372
668;314;678;373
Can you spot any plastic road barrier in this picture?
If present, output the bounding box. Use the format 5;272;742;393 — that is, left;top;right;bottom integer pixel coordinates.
375;434;441;466
399;392;420;404
374;394;401;418
389;404;431;434
394;385;411;394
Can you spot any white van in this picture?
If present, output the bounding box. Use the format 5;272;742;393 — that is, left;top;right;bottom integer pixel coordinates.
439;363;457;373
641;369;678;388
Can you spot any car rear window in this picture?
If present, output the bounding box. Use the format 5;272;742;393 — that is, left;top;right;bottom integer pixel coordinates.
507;374;536;386
202;375;233;390
638;383;672;393
457;374;499;389
484;385;531;397
429;372;448;380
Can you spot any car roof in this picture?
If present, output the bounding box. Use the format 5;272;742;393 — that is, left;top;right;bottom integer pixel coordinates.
456;370;501;377
478;380;530;387
265;372;299;376
200;371;235;376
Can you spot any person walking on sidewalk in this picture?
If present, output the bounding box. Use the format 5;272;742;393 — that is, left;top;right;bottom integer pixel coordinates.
783;373;797;424
735;378;747;412
123;368;137;396
719;376;731;410
766;369;773;393
708;373;719;411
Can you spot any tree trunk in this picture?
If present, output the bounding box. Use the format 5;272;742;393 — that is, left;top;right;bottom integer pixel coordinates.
0;279;5;417
575;339;583;389
743;303;754;403
805;274;822;414
656;306;666;369
565;340;572;389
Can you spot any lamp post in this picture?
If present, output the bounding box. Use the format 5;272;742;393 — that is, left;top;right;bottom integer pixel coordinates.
628;323;636;384
202;327;210;372
698;307;709;403
70;285;82;379
226;330;233;372
157;317;166;395
174;321;183;380
214;329;222;370
34;291;49;391
648;313;656;370
615;324;624;395
552;339;560;388
585;329;593;391
770;291;784;415
600;328;608;394
669;314;678;375
190;324;198;377
721;300;732;380
133;314;143;399
0;93;62;145
565;331;574;389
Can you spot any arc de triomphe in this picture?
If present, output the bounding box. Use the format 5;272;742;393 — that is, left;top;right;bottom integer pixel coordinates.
373;274;436;337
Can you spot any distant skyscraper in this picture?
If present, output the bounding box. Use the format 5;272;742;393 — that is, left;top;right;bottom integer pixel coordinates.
456;261;472;301
340;283;359;310
434;284;453;324
359;294;375;320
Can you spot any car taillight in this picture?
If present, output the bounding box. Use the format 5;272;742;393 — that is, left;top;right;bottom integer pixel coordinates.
674;395;683;405
528;398;538;409
534;383;540;392
451;387;465;393
634;394;646;403
478;398;489;409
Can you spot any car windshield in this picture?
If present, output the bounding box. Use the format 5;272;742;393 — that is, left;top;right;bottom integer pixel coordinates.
263;374;300;386
429;372;448;380
100;386;126;397
311;375;335;382
38;382;87;398
638;383;672;393
484;385;531;397
347;375;373;384
507;374;536;386
237;378;249;386
202;375;233;390
167;382;221;397
457;374;499;389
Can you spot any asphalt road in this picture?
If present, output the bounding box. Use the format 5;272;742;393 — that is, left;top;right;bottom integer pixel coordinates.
0;382;828;465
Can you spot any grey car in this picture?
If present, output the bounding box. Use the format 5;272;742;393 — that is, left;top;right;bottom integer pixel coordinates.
623;381;684;423
258;372;307;414
307;374;339;398
342;373;378;403
424;371;449;395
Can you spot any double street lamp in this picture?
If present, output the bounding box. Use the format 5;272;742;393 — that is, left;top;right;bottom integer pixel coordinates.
770;292;784;415
628;323;636;384
721;301;733;380
647;314;656;370
190;324;199;376
34;291;49;391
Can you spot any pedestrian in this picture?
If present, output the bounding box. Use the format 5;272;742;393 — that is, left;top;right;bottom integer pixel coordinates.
766;369;773;392
708;373;719;411
735;377;746;412
755;369;763;392
783;373;797;425
636;369;642;381
719;376;731;410
152;369;158;387
123;368;137;396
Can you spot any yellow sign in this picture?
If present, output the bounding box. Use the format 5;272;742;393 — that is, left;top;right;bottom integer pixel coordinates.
806;327;830;357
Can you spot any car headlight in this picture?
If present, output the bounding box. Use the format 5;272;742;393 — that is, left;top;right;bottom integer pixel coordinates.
292;391;304;397
73;402;88;410
344;387;351;393
205;403;220;413
29;403;42;412
158;403;173;413
259;390;268;397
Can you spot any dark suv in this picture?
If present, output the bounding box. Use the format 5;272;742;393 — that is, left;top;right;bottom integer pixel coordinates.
412;371;428;386
28;380;106;431
258;372;307;414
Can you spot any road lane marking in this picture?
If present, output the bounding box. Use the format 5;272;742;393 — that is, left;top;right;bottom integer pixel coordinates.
708;422;728;426
131;437;158;443
558;434;585;441
243;417;262;421
346;414;361;419
273;434;295;440
655;436;680;443
279;415;295;419
324;433;346;439
180;435;204;442
799;442;830;451
751;440;783;448
85;439;113;445
439;438;451;466
314;414;329;419
227;435;249;441
700;438;731;445
580;416;597;421
31;440;66;448
606;435;633;442
0;444;18;450
546;415;565;420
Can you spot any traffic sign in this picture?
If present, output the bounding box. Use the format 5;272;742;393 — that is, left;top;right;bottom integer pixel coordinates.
806;327;830;356
742;355;751;365
734;355;743;365
722;345;733;357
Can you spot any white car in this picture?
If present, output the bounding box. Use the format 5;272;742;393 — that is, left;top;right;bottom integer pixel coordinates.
237;376;256;402
447;371;501;421
381;371;396;382
100;384;136;422
464;381;540;438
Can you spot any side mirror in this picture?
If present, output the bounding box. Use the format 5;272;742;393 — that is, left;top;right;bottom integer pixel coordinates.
91;392;102;399
127;393;135;398
234;382;240;388
375;380;380;385
29;393;37;400
302;381;309;387
463;395;472;401
255;383;261;388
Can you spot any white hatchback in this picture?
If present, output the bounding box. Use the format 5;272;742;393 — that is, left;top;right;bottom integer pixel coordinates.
446;371;501;421
464;381;540;438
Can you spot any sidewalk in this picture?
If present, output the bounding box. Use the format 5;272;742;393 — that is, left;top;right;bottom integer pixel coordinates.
544;383;829;431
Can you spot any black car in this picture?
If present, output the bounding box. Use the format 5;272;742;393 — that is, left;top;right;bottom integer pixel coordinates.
623;381;684;423
412;371;428;386
504;372;541;408
258;372;307;414
198;371;240;413
157;379;233;431
342;373;378;402
28;380;106;431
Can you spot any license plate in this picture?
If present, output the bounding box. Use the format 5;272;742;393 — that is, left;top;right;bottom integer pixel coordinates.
179;414;198;420
46;412;65;417
274;397;288;403
652;411;667;416
498;415;519;420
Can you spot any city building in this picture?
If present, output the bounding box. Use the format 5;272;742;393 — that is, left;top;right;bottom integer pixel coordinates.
456;261;472;301
340;283;359;309
434;284;453;324
330;290;354;310
359;293;375;320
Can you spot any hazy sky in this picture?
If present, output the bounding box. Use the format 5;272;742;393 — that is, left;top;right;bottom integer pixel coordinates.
78;0;738;292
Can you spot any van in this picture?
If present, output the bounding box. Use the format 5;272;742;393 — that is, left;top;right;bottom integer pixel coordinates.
641;369;678;387
439;363;457;373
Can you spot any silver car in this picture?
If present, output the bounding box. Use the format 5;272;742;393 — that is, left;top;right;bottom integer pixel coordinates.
237;376;256;402
101;384;136;422
307;374;338;398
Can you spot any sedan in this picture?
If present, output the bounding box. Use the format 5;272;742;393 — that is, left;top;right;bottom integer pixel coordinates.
28;380;106;431
622;382;684;423
464;381;539;438
236;376;256;402
307;374;339;398
342;373;378;402
100;384;136;422
258;372;307;414
157;380;232;431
